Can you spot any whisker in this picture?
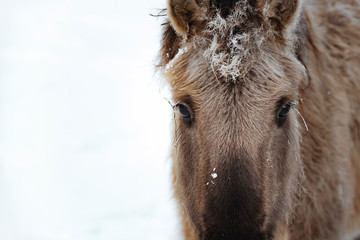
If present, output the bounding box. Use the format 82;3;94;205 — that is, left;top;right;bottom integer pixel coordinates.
291;103;309;132
174;133;183;148
163;97;175;109
150;13;167;17
173;118;183;148
149;8;167;18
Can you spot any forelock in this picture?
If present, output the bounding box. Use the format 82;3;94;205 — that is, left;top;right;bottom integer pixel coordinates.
201;1;272;82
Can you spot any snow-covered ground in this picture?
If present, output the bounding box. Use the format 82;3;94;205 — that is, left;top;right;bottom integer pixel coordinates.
0;0;181;239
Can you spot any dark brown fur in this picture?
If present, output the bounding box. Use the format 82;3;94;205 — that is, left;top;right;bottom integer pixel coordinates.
158;0;360;239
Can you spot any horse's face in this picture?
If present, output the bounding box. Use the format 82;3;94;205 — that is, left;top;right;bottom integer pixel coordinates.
161;0;307;238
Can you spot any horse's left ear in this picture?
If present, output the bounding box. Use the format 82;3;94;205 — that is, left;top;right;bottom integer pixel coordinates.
260;0;303;34
167;0;203;37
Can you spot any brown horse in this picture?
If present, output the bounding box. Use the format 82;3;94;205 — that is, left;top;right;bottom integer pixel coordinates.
157;0;360;239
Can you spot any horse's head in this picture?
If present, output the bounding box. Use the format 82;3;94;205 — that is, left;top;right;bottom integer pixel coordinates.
160;0;308;238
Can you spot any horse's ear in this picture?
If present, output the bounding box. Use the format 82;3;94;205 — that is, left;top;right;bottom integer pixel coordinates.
260;0;302;33
167;0;203;37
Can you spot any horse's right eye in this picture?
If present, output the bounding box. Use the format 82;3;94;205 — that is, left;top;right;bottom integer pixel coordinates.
276;103;291;127
176;104;193;123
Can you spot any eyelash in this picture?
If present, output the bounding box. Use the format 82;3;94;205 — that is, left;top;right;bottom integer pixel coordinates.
276;101;295;127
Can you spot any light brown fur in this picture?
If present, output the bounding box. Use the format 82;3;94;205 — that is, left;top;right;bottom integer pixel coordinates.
158;0;360;239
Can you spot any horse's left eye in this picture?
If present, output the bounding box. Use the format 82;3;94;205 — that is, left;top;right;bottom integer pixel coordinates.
176;104;193;123
277;103;291;126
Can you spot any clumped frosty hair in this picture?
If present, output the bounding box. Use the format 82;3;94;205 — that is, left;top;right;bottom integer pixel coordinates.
202;1;272;82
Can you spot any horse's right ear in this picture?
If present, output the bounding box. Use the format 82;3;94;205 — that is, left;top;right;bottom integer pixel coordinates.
260;0;303;36
167;0;203;37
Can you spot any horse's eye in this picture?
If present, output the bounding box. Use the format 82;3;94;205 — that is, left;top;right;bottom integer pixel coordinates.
176;104;193;123
277;103;291;126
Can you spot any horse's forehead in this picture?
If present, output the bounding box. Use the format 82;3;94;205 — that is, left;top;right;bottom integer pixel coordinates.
172;73;274;109
172;50;286;94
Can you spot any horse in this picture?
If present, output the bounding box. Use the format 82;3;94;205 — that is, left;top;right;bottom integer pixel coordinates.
157;0;360;239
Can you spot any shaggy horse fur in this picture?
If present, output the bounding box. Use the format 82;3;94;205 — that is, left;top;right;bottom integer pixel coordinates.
158;0;360;239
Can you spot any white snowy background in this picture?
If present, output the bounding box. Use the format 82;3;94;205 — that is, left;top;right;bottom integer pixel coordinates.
0;0;181;239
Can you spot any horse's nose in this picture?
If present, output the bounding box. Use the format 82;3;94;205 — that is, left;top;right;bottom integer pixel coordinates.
201;151;266;239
